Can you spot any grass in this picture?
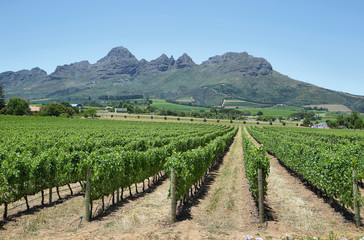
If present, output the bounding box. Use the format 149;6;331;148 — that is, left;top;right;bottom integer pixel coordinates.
151;99;209;112
223;101;270;108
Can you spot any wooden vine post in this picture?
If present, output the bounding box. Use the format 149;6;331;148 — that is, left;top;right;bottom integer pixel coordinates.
353;170;361;227
258;168;264;225
170;168;176;224
3;202;7;219
49;186;52;205
85;167;91;222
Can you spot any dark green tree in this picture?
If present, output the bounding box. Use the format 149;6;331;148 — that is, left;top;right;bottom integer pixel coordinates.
6;97;30;115
302;118;311;126
354;118;363;129
0;86;5;110
85;108;97;118
60;102;72;108
41;103;67;116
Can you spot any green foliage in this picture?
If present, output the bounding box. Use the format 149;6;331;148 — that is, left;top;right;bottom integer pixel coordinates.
302;118;311;126
165;127;237;201
59;113;70;118
41;103;67;116
290;111;316;120
327;111;363;129
257;111;263;116
248;126;364;209
60;102;72;108
354;118;363;129
0;115;233;204
257;115;276;122
242;129;270;198
5;97;30;115
85;108;97;118
0;86;5;110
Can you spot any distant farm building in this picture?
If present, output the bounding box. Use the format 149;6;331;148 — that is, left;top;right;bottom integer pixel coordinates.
29;106;41;112
115;108;128;113
312;122;329;129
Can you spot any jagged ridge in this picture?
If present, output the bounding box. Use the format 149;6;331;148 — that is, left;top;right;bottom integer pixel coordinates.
0;46;363;112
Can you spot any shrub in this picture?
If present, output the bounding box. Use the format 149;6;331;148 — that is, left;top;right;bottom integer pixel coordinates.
59;113;69;118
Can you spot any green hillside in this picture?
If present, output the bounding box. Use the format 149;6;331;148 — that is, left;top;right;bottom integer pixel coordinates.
1;46;363;112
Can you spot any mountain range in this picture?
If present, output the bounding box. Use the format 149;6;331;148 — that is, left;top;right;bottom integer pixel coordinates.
1;46;363;112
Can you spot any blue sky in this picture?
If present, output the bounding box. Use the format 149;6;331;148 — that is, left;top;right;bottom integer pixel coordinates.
0;0;363;95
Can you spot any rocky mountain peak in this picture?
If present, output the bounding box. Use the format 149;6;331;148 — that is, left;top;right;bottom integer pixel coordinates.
0;67;48;88
30;67;48;75
202;51;272;76
204;52;249;64
176;53;195;69
97;46;137;63
141;54;175;74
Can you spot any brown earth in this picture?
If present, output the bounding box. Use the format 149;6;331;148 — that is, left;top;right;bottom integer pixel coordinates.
1;127;363;240
303;104;351;112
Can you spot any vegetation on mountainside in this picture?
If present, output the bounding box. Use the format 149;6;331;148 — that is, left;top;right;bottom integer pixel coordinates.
1;47;363;112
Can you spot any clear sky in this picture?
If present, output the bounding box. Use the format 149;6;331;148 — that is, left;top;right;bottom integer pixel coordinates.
0;0;363;95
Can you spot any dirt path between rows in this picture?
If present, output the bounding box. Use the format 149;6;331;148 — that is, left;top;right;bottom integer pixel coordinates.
244;127;362;238
163;126;260;239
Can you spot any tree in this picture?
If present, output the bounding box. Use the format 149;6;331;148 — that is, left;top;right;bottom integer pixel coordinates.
41;103;67;117
257;111;263;116
6;98;30;115
0;86;5;110
347;111;360;128
302;118;311;127
61;102;72;108
85;108;97;118
354;118;363;129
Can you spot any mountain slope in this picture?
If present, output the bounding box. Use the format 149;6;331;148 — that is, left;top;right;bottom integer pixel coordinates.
1;46;363;112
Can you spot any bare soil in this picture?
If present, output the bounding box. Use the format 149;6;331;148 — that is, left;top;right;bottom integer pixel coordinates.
1;126;363;240
303;104;351;112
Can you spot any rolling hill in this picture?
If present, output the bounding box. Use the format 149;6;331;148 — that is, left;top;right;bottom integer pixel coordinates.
1;46;363;112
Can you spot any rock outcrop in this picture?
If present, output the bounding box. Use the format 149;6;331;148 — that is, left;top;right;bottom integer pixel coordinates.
176;53;195;69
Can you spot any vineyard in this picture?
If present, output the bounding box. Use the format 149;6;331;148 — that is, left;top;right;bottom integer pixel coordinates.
0;115;236;220
247;126;364;226
1;115;364;239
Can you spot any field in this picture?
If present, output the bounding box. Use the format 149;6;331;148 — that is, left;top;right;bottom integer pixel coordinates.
304;104;352;113
151;99;209;112
222;99;270;108
239;108;301;118
0;116;364;240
